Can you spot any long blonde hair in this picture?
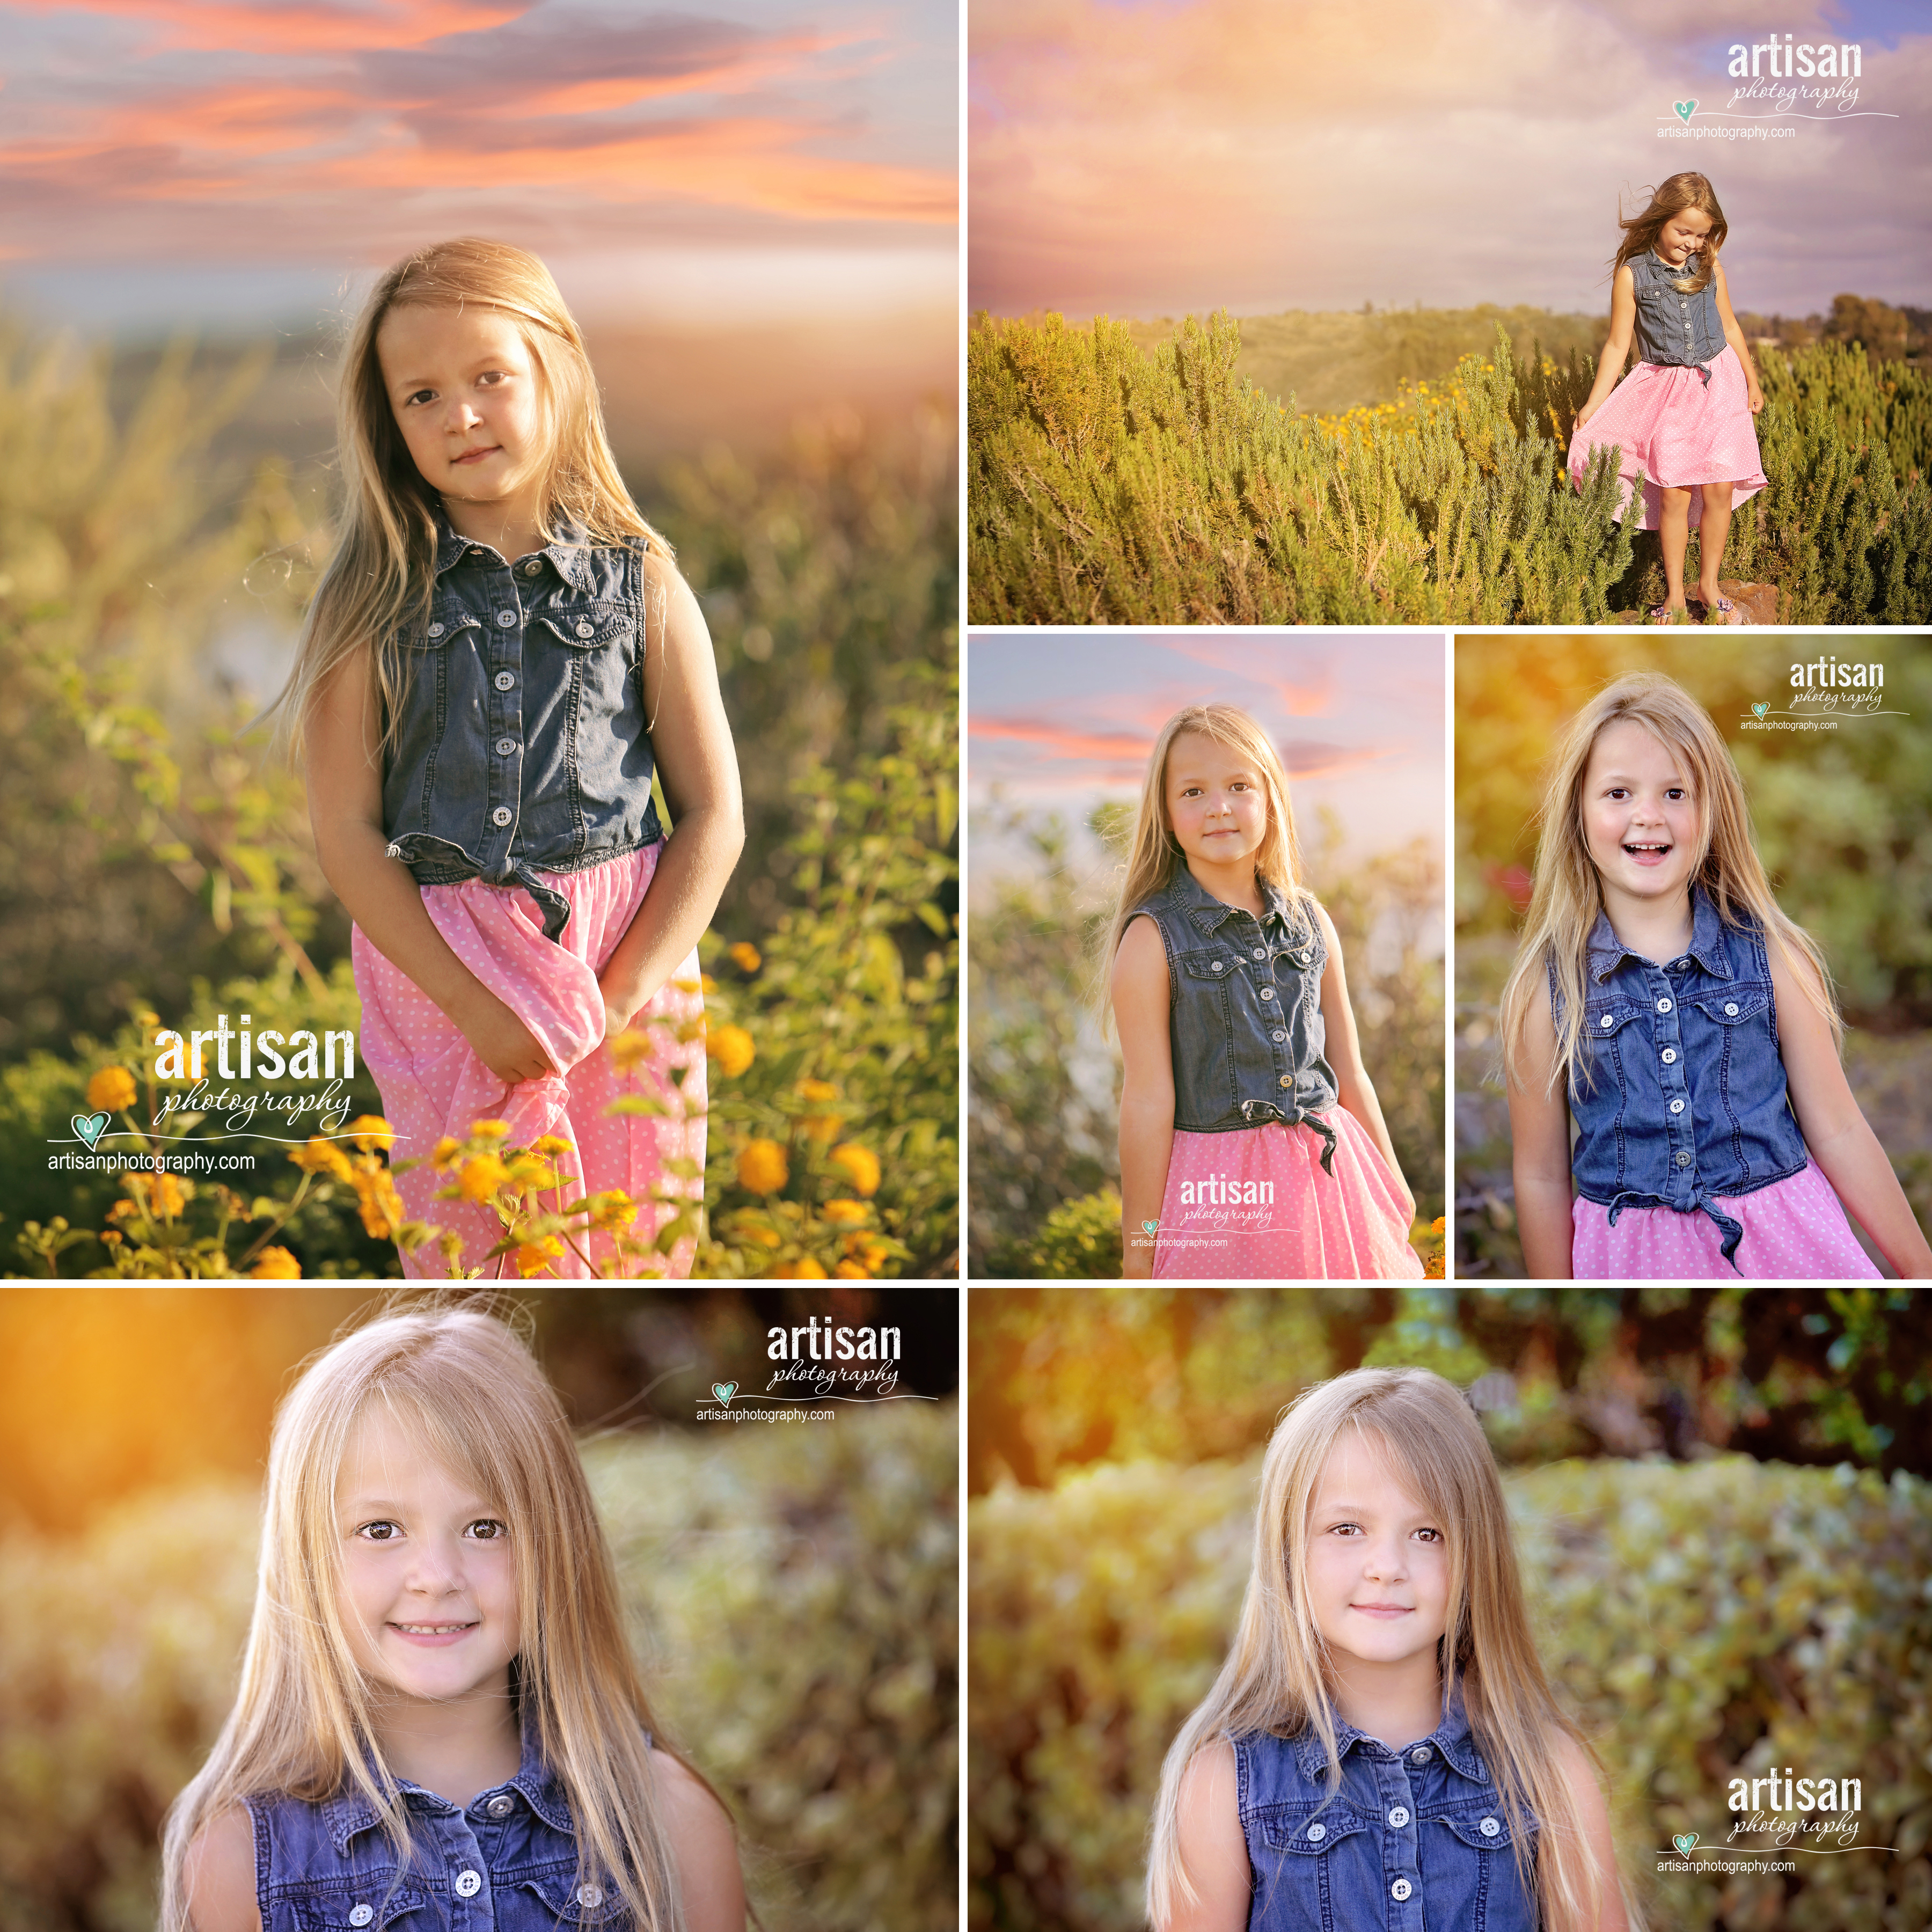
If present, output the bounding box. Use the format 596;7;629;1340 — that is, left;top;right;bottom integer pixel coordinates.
1613;171;1726;295
273;237;671;761
160;1302;713;1932
1097;704;1314;1017
1146;1369;1627;1932
1499;671;1836;1099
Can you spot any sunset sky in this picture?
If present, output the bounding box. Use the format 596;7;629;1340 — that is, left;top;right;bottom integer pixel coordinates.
0;0;955;330
967;634;1445;890
969;0;1930;320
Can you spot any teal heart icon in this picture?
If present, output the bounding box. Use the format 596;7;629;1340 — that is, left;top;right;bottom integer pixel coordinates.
1140;1219;1159;1236
711;1381;737;1406
1674;99;1697;122
1673;1833;1699;1854
71;1111;111;1152
1751;702;1769;719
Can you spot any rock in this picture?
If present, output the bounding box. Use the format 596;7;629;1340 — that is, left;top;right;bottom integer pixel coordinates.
1608;580;1781;625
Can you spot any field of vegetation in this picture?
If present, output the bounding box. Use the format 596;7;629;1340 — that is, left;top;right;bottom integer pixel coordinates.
969;304;1932;625
0;315;957;1277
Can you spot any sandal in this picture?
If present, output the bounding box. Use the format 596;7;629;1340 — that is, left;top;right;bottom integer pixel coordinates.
1648;602;1687;625
1696;595;1740;626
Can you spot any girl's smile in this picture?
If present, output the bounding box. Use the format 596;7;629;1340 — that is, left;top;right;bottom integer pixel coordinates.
1164;730;1268;873
1581;719;1701;911
1655;205;1713;268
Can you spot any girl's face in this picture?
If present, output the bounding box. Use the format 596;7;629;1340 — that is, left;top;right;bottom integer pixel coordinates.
1655;205;1713;265
376;304;547;520
1580;718;1701;909
1164;730;1268;869
1304;1432;1451;1674
335;1407;520;1709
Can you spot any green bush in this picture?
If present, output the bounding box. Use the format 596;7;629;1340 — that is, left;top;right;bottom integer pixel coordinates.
969;312;1932;626
0;1403;956;1932
968;1453;1932;1932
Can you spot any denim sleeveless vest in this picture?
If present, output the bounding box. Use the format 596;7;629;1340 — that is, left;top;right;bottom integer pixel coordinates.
1129;865;1340;1159
1555;885;1809;1267
1233;1691;1537;1932
1630;249;1727;378
242;1716;641;1931
380;509;664;943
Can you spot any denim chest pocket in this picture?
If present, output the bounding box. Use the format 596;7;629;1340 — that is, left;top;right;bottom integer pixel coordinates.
289;1882;429;1932
1428;1804;1533;1850
1583;995;1643;1038
509;1869;630;1927
1256;1806;1372;1855
1690;985;1770;1026
408;609;485;652
532;600;635;657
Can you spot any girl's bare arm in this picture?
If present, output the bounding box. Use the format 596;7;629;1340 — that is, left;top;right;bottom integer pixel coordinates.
1507;986;1576;1279
1313;904;1414;1220
1554;1735;1633;1932
306;646;555;1085
654;1753;749;1932
1713;261;1765;411
181;1809;261;1932
1771;939;1932;1277
1575;265;1637;428
595;560;745;1038
1161;1743;1251;1932
1114;915;1176;1280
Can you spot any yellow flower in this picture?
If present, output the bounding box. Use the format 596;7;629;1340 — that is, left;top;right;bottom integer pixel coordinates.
799;1078;842;1139
533;1134;574;1157
706;1024;755;1078
431;1136;464;1169
860;1241;891;1273
345;1115;396;1153
829;1143;880;1197
609;1029;654;1073
728;941;762;973
737;1139;789;1194
129;1170;187;1219
506;1154;558;1193
291;1137;354;1182
587;1190;640;1231
250;1246;302;1279
822;1198;869;1225
774;1256;828;1278
86;1066;137;1113
349;1164;408;1240
458;1153;513;1203
739;1225;782;1248
833;1260;870;1278
469;1119;511;1141
514;1236;564;1277
700;972;718;993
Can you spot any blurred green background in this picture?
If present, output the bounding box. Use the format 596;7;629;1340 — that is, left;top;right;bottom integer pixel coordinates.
0;1285;957;1932
967;1287;1932;1932
1454;634;1932;1278
0;318;958;1277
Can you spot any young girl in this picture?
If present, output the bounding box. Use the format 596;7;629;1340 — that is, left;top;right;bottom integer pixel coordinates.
1108;705;1421;1280
1502;672;1932;1281
288;239;743;1277
1568;173;1768;624
164;1304;745;1932
1147;1367;1634;1932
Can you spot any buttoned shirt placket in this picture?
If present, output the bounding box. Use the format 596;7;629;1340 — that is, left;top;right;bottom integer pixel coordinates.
407;1792;494;1928
462;544;526;888
1368;1741;1427;1930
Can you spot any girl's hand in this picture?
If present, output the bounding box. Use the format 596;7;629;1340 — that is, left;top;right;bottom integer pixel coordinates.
598;972;660;1044
1122;1228;1156;1280
1747;381;1765;414
1574;400;1599;434
451;987;557;1086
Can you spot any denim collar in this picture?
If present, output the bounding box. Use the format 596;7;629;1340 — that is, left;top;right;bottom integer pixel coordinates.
321;1695;575;1850
1584;882;1733;984
1165;859;1300;939
430;503;601;594
1290;1681;1490;1787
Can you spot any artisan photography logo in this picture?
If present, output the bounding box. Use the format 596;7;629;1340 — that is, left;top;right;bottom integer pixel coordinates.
1740;654;1909;732
1659;32;1898;140
694;1319;940;1424
1658;1763;1898;1876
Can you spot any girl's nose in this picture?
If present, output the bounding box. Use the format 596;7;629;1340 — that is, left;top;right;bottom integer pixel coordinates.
404;1535;466;1593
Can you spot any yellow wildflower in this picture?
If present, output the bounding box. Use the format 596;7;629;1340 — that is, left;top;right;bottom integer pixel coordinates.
822;1198;868;1225
700;972;718;993
833;1260;870;1279
737;1139;789;1194
345;1115;396;1153
458;1153;513;1203
829;1143;880;1197
469;1119;511;1141
799;1078;842;1139
129;1170;187;1219
860;1241;891;1274
728;941;762;973
533;1134;574;1157
706;1024;755;1078
774;1256;828;1278
291;1138;354;1182
349;1164;408;1240
609;1029;654;1073
250;1246;302;1279
431;1136;464;1168
86;1066;137;1113
514;1236;564;1277
587;1190;639;1231
506;1154;559;1193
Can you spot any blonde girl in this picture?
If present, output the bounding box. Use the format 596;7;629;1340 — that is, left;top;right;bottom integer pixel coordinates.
1107;704;1421;1280
1148;1368;1634;1932
166;1304;745;1932
1502;672;1931;1280
287;239;743;1277
1568;173;1768;624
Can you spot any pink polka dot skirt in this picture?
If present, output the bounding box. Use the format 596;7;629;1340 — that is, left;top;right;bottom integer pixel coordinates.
352;841;705;1279
1152;1109;1425;1280
1571;1159;1880;1280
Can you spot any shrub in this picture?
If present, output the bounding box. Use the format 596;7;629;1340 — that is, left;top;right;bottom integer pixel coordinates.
0;1403;957;1932
968;1453;1932;1932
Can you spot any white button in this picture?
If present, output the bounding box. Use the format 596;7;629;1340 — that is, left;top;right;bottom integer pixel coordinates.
349;1909;374;1928
455;1871;482;1898
1656;998;1673;1012
1481;1816;1501;1838
496;610;515;627
1260;987;1275;1000
577;1885;604;1908
1272;1029;1286;1042
491;806;513;826
1669;1099;1685;1114
1600;1014;1613;1027
1253;948;1265;960
1306;1823;1326;1841
486;1793;515;1818
495;737;516;756
1410;1746;1432;1762
1388;1805;1410;1827
1212;961;1224;972
494;671;515;690
427;622;444;637
1725;1002;1739;1016
524;560;541;576
576;620;595;638
1391;1878;1413;1901
1662;1048;1677;1064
